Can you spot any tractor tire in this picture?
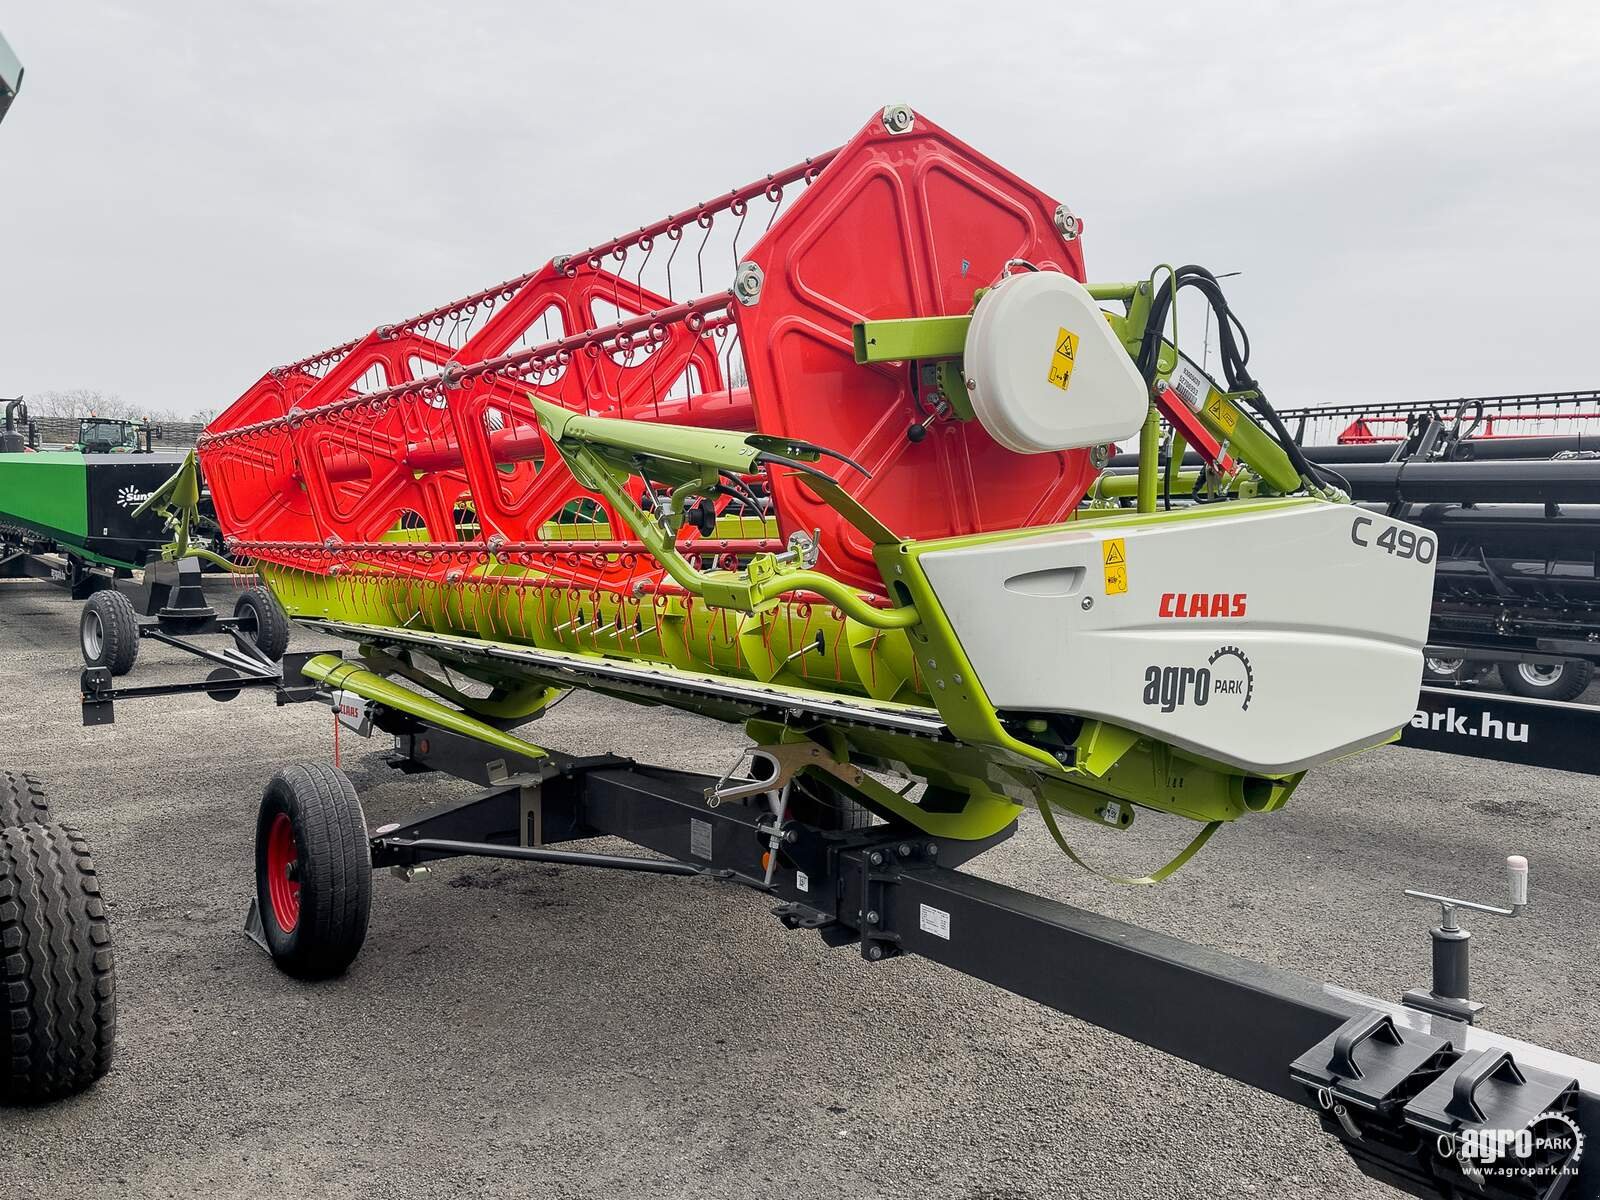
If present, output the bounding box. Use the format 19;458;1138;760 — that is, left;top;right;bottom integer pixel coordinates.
80;590;139;676
1498;658;1594;702
0;822;117;1104
255;763;371;979
0;772;48;828
234;585;291;662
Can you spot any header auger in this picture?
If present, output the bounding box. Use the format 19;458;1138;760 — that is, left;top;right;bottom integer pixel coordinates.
197;105;1437;871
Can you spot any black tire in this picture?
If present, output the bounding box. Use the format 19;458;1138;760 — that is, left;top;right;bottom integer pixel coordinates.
80;590;139;676
1498;658;1594;702
0;822;116;1104
254;763;370;979
0;772;48;828
234;585;291;662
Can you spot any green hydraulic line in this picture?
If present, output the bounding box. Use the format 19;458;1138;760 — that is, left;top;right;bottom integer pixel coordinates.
1093;470;1205;499
1136;406;1161;513
301;653;550;761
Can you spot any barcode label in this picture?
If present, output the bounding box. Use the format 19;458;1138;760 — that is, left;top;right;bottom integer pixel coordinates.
689;818;713;861
1171;360;1212;412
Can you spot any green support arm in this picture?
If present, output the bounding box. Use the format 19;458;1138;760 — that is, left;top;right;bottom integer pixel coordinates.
530;398;921;630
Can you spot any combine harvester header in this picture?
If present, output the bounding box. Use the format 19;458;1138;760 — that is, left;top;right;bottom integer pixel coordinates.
198;105;1434;862
88;106;1593;1200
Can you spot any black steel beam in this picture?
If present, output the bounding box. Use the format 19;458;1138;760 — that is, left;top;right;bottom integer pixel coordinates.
874;861;1347;1098
1400;687;1600;774
377;836;703;875
1337;459;1600;505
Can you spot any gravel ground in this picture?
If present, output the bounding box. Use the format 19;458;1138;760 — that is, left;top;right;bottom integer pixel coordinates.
1;576;1596;1200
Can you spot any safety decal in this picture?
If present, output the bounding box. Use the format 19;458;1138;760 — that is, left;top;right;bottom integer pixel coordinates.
1204;392;1239;436
1102;537;1127;595
1047;326;1079;392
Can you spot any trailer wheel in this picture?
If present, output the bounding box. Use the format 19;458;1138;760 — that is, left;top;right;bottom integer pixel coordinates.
234;585;290;662
1423;656;1468;685
254;763;370;979
1498;658;1594;702
0;822;117;1104
0;772;48;827
80;590;139;676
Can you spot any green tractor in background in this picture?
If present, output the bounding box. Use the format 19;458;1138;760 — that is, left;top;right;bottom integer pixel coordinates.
68;415;160;454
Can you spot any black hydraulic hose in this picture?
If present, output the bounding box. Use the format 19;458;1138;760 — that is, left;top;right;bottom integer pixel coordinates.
1136;266;1342;492
1112;433;1600;469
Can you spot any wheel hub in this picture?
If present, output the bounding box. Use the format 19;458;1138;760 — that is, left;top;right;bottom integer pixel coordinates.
265;811;301;932
82;609;103;659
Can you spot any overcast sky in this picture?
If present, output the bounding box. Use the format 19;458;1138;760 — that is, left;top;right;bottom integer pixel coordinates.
2;1;1597;418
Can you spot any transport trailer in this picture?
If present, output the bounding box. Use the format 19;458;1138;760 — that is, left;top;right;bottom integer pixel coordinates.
243;652;1600;1200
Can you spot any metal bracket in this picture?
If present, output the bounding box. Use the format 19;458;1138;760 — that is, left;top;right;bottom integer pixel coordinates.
705;739;872;808
242;897;269;954
856;845;904;962
733;260;764;306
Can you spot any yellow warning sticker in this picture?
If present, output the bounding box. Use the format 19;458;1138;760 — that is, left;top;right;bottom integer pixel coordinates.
1205;393;1239;436
1047;327;1079;392
1102;537;1127;594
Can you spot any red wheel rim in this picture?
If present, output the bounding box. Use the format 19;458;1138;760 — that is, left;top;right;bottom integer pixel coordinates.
265;811;301;932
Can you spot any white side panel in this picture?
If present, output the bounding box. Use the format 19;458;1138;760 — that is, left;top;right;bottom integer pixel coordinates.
919;503;1436;775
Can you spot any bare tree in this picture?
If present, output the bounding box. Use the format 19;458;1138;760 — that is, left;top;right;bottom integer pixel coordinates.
25;389;136;420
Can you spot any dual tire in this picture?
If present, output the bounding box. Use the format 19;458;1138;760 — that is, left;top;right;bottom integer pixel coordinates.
0;774;117;1106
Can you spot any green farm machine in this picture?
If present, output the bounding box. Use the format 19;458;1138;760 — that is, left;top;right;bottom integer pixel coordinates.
0;399;183;596
0;405;289;694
